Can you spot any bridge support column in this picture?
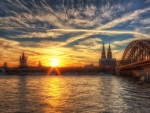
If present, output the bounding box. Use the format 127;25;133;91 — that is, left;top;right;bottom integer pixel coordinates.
132;70;143;77
143;66;150;80
115;69;120;75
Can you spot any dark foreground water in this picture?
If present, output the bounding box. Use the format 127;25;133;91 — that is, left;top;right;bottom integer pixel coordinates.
0;75;150;113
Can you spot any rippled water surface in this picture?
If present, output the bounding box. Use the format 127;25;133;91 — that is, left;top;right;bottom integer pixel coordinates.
0;75;150;113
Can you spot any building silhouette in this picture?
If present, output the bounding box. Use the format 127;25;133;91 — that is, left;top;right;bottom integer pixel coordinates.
19;52;28;68
3;62;7;68
99;42;116;73
38;61;42;68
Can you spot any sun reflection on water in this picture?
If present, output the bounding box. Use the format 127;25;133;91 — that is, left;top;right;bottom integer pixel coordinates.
42;77;69;112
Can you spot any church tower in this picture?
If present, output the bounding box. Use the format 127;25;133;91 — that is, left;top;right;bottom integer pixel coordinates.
107;43;112;59
19;52;27;68
3;62;7;68
101;42;106;58
38;61;42;68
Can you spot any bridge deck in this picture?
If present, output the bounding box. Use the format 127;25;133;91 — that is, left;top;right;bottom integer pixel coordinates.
116;60;150;70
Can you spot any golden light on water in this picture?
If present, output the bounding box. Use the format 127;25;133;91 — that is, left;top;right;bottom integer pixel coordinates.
50;58;59;67
42;77;69;112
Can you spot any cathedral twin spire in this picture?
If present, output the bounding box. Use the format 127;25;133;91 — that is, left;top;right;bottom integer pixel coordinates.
20;51;27;60
101;42;112;59
101;42;106;58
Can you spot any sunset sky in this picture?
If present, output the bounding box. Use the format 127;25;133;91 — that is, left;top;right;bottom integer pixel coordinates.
0;0;150;67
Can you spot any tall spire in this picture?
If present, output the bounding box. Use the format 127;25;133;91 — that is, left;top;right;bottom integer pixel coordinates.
22;51;25;59
101;42;106;58
20;51;27;68
38;61;42;67
107;42;112;58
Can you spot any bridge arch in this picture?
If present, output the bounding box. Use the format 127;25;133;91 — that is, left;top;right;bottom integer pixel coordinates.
121;40;150;65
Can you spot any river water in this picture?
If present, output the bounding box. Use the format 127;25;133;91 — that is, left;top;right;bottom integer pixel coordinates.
0;75;150;113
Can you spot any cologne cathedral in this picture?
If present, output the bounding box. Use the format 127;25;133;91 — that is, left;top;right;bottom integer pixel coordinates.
99;43;116;73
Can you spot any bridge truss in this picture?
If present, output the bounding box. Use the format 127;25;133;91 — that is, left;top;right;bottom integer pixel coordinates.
119;40;150;66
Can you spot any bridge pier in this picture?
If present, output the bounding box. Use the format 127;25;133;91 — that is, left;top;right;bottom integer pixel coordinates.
115;69;120;75
143;66;150;80
131;70;143;77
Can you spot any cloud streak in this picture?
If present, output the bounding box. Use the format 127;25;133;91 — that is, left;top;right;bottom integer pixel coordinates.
9;30;64;39
48;7;150;46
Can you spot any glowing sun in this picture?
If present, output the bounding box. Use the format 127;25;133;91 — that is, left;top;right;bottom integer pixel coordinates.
50;58;59;67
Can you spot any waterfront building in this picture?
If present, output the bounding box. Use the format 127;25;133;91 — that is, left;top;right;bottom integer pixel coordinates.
99;43;116;73
19;52;28;68
84;63;95;69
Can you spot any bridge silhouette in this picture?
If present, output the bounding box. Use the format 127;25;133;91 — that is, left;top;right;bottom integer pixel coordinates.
116;40;150;76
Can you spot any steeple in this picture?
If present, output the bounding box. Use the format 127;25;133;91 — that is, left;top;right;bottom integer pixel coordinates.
3;62;7;68
107;42;112;58
38;61;42;67
19;51;27;68
22;51;25;59
101;42;106;58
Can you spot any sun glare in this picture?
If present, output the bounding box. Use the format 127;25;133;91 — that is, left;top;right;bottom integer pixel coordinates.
50;58;59;67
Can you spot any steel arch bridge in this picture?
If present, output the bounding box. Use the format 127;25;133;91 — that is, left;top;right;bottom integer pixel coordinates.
116;40;150;70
